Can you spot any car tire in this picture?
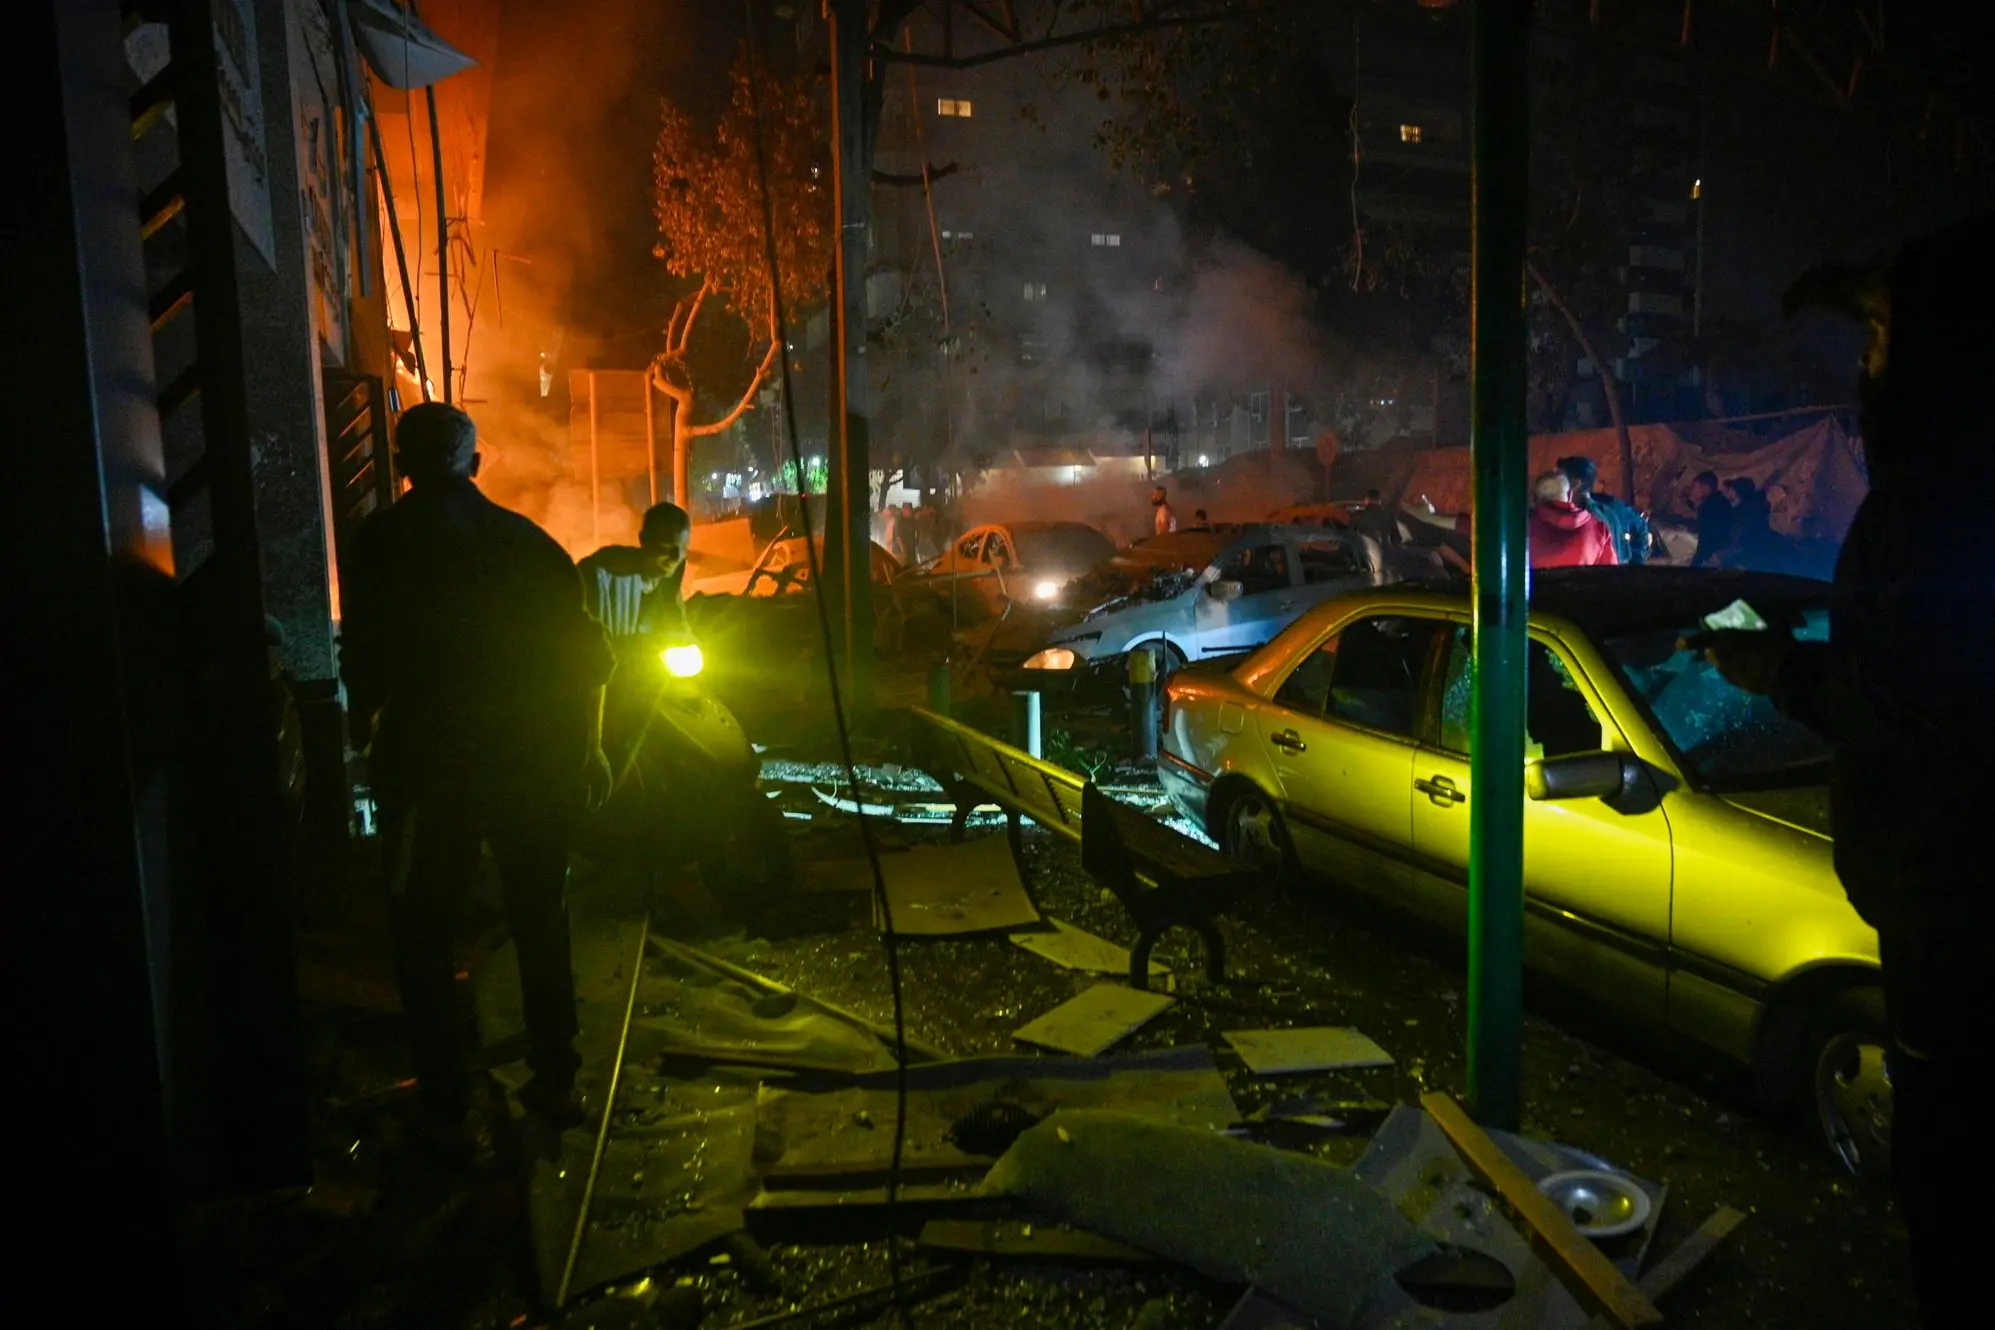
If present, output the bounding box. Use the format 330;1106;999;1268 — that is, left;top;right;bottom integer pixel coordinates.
1802;987;1893;1178
1217;782;1297;890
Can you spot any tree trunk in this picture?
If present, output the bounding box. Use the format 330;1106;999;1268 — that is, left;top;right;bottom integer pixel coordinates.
1527;261;1637;505
671;399;690;515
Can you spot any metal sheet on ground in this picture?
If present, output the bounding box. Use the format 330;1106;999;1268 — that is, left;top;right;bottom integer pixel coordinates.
532;1080;761;1300
624;936;899;1074
1217;1288;1315;1330
1013;984;1176;1056
1349;1106;1667;1329
875;835;1041;935
918;1218;1159;1263
1010;918;1170;978
1225;1026;1395;1075
753;1046;1238;1198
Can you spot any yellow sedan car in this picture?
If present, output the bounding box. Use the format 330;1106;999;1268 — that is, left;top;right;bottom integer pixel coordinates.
1158;568;1888;1173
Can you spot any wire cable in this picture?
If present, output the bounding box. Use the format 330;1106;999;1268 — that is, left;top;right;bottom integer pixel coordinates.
740;7;912;1321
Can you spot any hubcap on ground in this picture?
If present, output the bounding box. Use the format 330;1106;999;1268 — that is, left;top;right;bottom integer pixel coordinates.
1815;1032;1893;1177
1227;796;1287;877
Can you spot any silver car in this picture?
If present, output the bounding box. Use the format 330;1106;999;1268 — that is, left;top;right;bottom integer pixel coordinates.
1157;568;1889;1173
1011;523;1453;683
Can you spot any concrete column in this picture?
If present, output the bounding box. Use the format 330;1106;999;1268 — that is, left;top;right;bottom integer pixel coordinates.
236;0;343;684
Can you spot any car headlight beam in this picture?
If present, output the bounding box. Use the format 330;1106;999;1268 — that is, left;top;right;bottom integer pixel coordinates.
1022;646;1078;670
662;644;705;678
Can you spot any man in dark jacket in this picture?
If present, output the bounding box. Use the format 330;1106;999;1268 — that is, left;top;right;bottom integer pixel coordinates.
1722;476;1778;569
1557;454;1649;565
1706;215;1994;1325
1687;470;1733;567
342;404;614;1141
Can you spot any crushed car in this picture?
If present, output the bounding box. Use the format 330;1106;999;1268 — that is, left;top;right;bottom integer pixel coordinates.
988;523;1458;695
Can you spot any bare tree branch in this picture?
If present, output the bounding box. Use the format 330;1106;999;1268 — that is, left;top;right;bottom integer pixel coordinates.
1527;260;1637;505
873;160;964;186
878;0;1316;69
688;321;782;439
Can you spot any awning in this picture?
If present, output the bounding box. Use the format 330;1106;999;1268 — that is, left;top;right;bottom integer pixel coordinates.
350;0;476;89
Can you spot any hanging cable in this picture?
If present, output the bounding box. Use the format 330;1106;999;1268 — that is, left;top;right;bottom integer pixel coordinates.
741;7;911;1321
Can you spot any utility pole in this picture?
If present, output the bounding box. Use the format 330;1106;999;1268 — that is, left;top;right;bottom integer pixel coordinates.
826;0;872;708
1466;0;1531;1131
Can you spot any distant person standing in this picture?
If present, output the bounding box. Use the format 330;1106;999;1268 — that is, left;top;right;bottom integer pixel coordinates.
1527;471;1618;568
913;499;941;563
1688;471;1734;568
1558;454;1651;565
1349;489;1403;547
1187;508;1211;531
1150;485;1178;535
1723;476;1777;569
893;502;919;565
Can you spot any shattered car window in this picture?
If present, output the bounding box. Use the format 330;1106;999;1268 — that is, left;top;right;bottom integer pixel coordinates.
1602;609;1833;790
1296;535;1369;583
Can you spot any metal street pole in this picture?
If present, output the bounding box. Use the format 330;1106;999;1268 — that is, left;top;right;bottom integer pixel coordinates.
426;84;452;405
826;0;873;708
1467;0;1531;1131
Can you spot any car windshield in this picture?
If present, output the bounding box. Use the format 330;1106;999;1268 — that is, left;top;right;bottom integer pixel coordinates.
1600;608;1834;791
1014;526;1115;569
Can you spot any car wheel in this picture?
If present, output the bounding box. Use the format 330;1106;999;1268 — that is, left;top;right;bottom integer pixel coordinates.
1220;783;1296;888
1805;988;1893;1178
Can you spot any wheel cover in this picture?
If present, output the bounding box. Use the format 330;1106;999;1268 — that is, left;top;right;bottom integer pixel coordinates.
1814;1031;1893;1177
1227;794;1287;875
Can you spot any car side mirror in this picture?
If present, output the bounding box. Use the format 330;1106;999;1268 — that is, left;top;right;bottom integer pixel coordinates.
1208;579;1244;602
1527;751;1640;801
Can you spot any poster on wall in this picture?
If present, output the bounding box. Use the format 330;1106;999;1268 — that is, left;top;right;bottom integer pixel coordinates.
212;0;278;266
290;0;352;363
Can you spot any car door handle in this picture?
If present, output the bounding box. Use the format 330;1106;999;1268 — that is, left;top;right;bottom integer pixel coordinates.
1271;728;1307;754
1415;774;1466;805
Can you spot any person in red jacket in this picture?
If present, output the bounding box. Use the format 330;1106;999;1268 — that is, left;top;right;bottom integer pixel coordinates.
1528;471;1619;568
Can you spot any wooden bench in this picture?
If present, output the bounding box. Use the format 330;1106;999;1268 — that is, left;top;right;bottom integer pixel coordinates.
909;707;1258;990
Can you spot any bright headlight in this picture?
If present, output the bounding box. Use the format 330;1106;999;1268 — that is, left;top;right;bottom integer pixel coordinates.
1033;579;1062;601
1023;647;1078;670
661;644;705;677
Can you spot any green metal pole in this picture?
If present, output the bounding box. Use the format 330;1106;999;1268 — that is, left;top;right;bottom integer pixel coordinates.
826;0;873;710
1467;0;1531;1131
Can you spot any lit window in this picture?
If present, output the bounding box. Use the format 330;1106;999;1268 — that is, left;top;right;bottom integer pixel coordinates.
1399;123;1424;143
1090;232;1122;247
941;229;974;240
937;98;973;118
1023;281;1048;302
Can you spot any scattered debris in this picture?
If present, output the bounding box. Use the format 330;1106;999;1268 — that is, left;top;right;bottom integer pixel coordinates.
875;836;1042;936
1636;1206;1747;1304
1217;1288;1314;1330
751;1047;1239;1208
1009;918;1171;978
982;1109;1438;1326
1419;1093;1663;1329
1012;984;1175;1056
1225;1026;1396;1075
917;1217;1159;1263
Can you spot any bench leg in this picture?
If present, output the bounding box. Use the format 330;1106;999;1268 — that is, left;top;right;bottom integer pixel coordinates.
1005;810;1048;915
1129;933;1159;992
1196;921;1227;984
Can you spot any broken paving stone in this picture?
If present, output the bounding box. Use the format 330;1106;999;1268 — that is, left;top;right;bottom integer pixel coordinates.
1225;1027;1395;1075
1013;984;1176;1057
1009;918;1171;978
876;836;1041;936
983;1110;1435;1327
